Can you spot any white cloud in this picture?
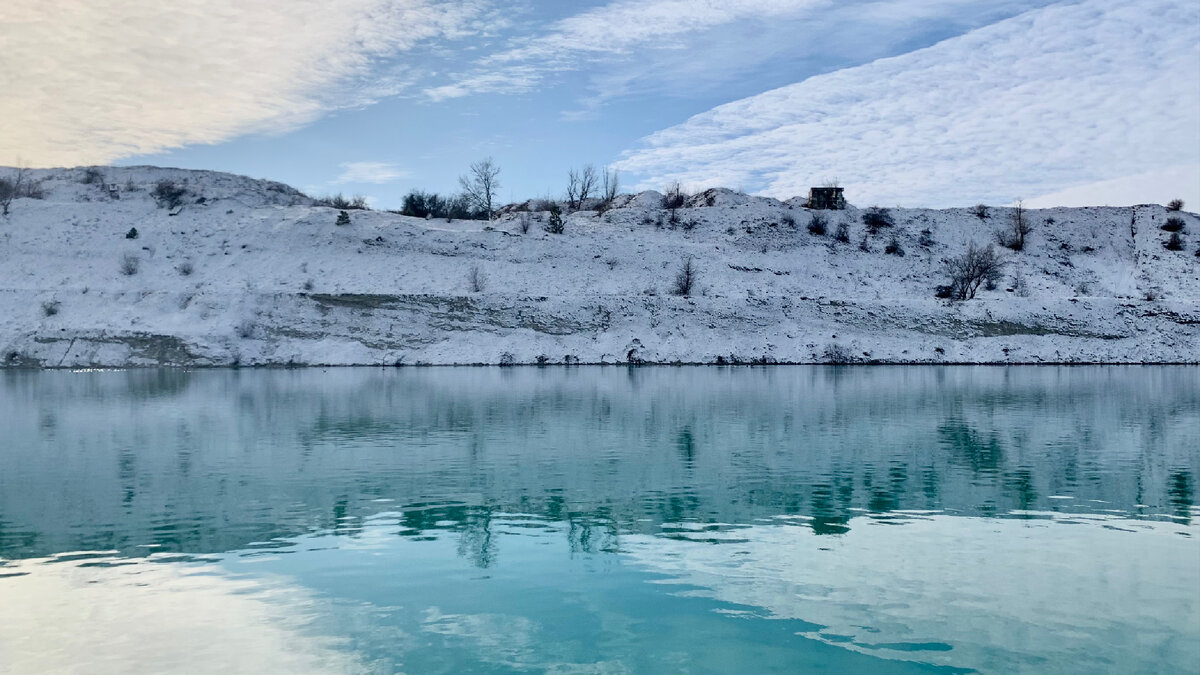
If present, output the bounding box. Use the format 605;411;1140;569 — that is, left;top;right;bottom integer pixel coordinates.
424;0;832;101
334;162;409;184
1025;164;1200;209
0;0;492;167
613;0;1200;207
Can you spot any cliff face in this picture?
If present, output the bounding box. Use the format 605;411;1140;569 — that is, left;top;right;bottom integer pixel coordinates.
1;167;1197;367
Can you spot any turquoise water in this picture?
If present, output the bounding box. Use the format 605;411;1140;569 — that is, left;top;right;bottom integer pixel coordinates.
1;367;1197;673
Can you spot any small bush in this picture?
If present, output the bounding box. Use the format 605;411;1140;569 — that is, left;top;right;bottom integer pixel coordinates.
177;261;194;276
781;214;796;229
467;266;486;293
236;321;256;339
336;210;351;226
885;236;904;256
862;206;894;231
972;204;989;219
858;234;871;252
919;228;934;247
671;257;697;297
1165;232;1184;251
120;253;140;276
498;352;516;367
823;343;854;364
152;179;188;209
125;227;139;239
808;213;827;236
81;168;105;184
41;300;61;317
544;205;564;234
1162;217;1185;232
1167;198;1184;211
834;222;850;243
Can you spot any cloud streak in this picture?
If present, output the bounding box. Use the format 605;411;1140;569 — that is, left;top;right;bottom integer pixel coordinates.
613;0;1200;207
423;0;831;101
334;162;409;184
0;0;491;166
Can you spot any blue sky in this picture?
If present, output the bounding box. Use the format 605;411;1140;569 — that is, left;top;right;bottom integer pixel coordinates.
3;0;1198;208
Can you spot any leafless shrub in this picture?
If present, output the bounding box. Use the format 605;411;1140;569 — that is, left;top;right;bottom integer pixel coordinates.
885;236;904;256
862;206;894;232
944;243;1003;300
807;212;827;235
663;181;686;223
671;257;696;297
834;222;850;243
972;204;989;219
41;300;61;317
600;167;619;207
120;253;140;276
81;168;105;184
1167;198;1184;211
998;200;1032;251
177;261;194;276
236;320;256;339
823;343;854;364
467;265;486;293
1165;232;1184;251
152;179;188;209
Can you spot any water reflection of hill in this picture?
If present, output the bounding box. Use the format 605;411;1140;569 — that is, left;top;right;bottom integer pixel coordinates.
1;367;1196;559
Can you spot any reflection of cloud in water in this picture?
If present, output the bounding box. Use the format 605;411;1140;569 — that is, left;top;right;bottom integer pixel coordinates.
0;553;367;674
622;514;1200;673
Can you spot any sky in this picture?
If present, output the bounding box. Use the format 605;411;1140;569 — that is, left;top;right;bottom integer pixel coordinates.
2;0;1197;209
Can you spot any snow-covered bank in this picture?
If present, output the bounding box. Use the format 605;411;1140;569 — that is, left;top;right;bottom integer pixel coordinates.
1;167;1196;367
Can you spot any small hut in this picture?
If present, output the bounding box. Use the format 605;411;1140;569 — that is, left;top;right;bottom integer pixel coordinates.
808;187;845;210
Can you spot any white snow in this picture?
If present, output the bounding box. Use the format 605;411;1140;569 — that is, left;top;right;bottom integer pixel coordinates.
0;166;1196;367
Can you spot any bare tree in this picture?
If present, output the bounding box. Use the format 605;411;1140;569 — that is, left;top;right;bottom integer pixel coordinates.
0;167;26;216
945;243;1003;300
999;200;1033;251
459;157;501;221
566;164;598;211
671;257;697;297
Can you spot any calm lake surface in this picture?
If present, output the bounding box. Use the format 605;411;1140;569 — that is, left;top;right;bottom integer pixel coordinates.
1;366;1197;674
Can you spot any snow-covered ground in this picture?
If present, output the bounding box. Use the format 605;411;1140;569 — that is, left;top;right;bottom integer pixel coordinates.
0;166;1196;367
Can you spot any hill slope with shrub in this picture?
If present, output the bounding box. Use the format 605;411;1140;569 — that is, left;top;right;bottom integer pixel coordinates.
0;167;1197;366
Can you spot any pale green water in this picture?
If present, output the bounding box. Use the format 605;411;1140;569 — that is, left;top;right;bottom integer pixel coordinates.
0;366;1197;674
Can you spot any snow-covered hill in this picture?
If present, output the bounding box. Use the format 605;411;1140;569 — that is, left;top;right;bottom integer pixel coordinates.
1;166;1196;367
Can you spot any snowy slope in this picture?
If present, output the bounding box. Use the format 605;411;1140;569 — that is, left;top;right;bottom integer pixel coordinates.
0;167;1196;367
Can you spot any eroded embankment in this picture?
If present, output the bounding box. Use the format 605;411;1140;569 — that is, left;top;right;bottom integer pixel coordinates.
2;290;1195;367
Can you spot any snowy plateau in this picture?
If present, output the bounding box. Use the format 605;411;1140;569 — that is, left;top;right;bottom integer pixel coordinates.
0;166;1196;368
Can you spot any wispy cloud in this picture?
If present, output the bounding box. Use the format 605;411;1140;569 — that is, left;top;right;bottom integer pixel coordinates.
424;0;831;101
0;0;493;166
334;162;409;184
612;0;1200;207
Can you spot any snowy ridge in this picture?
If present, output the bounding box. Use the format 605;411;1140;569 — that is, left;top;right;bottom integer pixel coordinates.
0;167;1196;367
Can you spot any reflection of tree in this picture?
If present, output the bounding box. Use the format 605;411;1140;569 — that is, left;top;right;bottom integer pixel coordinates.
568;507;619;555
677;428;695;466
1168;470;1193;523
1004;469;1037;512
867;463;908;513
810;482;851;535
939;421;1004;475
456;506;497;568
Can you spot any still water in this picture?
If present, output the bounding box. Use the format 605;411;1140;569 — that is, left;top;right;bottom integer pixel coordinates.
0;366;1197;674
